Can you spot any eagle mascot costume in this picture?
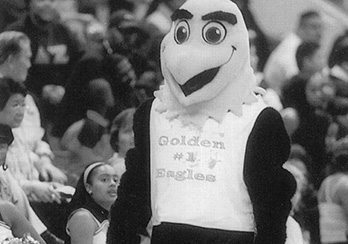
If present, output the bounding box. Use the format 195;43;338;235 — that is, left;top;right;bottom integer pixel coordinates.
107;0;296;243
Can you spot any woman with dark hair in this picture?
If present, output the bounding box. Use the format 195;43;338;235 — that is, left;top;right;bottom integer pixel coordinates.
65;162;118;244
0;77;27;131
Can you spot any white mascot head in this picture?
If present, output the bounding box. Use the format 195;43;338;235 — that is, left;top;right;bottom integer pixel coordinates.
155;0;261;127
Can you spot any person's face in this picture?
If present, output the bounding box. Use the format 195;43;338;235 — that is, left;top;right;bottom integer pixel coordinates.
0;143;8;168
118;121;134;155
301;16;324;43
30;0;57;22
86;165;118;210
0;94;26;128
9;40;32;83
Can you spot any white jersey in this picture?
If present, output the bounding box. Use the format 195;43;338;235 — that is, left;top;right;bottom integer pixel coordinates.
150;97;266;231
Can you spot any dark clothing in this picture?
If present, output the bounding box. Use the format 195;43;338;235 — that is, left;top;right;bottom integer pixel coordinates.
236;1;271;72
0;0;26;32
282;75;331;189
293;187;320;244
108;0;134;15
6;14;84;96
64;197;109;244
51;43;138;138
151;222;254;244
0;123;14;145
107;99;296;244
31;201;70;240
281;75;308;109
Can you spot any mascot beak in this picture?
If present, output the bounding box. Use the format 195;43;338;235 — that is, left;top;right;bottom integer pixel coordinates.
179;67;220;96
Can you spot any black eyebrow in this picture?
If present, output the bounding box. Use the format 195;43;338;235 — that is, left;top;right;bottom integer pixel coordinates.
171;9;193;21
202;11;237;25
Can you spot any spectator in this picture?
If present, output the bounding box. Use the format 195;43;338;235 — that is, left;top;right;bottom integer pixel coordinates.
0;31;68;188
108;107;151;243
108;10;160;102
327;29;348;69
109;108;136;178
0;79;64;244
281;42;334;186
281;42;334;160
325;104;348;157
327;38;348;117
0;77;27;133
59;78;115;186
284;73;333;190
263;10;324;96
318;138;348;244
6;0;84;126
65;162;118;244
6;0;83;96
51;14;140;140
287;144;320;244
282;41;326;107
0;31;74;241
54;0;105;50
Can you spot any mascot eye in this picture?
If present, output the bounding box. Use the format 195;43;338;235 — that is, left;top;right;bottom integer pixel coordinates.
202;22;226;44
174;21;190;44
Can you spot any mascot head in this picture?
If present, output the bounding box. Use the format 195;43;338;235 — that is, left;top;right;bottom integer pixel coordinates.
156;0;260;126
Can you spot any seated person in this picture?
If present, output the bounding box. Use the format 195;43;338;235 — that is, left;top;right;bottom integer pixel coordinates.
327;37;348;114
51;18;140;141
0;30;67;184
60;78;115;186
65;162;118;244
0;77;64;244
318;138;348;244
109;108;136;178
6;0;85;126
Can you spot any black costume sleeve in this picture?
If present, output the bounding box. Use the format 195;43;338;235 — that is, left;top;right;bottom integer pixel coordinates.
243;107;296;244
107;99;154;244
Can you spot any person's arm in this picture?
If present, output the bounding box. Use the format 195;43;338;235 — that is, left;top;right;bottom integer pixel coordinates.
0;201;46;244
244;107;297;244
19;180;62;203
33;155;68;184
67;211;96;244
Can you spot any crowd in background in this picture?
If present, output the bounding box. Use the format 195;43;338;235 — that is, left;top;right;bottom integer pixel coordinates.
1;0;348;243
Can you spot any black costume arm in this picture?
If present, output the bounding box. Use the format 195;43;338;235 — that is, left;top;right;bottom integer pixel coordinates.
244;107;296;244
107;99;154;244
